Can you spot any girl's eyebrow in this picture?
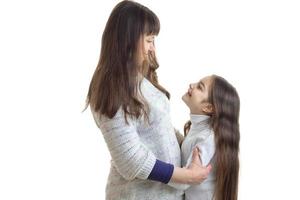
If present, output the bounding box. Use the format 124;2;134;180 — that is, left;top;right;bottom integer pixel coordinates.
200;81;205;89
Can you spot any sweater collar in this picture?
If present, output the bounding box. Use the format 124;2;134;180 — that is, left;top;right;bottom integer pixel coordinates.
190;114;210;124
188;114;212;138
190;114;211;126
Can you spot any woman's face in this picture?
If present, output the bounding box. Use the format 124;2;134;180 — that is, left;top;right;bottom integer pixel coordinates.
137;34;156;66
182;76;214;115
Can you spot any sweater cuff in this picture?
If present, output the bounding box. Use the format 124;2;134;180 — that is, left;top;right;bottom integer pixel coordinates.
136;151;157;179
147;159;174;184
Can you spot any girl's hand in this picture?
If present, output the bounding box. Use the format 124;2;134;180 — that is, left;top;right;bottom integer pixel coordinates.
186;147;212;184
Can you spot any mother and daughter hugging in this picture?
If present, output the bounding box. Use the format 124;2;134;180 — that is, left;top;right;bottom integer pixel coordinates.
83;1;240;200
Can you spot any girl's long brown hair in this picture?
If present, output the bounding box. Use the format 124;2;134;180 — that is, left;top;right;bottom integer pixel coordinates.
83;1;169;121
184;75;240;200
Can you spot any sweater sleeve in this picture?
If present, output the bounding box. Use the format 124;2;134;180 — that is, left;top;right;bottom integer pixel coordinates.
92;108;157;180
148;159;174;184
167;135;215;191
186;135;215;167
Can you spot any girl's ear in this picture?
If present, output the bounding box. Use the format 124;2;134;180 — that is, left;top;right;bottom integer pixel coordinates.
202;103;214;114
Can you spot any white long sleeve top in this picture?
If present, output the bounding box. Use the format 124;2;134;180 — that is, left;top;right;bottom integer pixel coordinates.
169;114;216;200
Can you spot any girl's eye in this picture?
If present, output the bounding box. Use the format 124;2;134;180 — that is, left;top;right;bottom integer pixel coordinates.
197;84;202;90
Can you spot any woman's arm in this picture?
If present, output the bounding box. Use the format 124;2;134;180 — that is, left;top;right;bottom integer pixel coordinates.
92;108;157;180
92;108;211;184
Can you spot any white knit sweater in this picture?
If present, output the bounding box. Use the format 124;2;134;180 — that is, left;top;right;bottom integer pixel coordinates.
91;77;183;200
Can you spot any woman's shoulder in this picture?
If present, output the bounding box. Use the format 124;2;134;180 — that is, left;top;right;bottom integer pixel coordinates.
140;77;153;91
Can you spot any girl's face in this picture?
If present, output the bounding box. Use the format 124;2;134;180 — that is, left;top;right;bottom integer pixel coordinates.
137;34;156;66
182;75;214;115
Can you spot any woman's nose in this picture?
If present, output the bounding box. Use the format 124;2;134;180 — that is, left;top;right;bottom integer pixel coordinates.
189;84;193;89
149;44;155;52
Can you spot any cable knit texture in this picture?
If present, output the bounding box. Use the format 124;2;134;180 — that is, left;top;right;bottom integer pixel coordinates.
91;77;183;200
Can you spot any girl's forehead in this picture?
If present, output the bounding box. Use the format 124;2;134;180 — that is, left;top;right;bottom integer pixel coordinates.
199;76;212;83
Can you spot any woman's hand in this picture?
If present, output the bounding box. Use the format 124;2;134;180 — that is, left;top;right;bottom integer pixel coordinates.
170;147;212;184
186;147;212;184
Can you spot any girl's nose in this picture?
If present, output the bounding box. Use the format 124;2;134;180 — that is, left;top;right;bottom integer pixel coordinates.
189;84;193;89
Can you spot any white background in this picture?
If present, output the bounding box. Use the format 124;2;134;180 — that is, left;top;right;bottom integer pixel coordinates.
1;0;300;199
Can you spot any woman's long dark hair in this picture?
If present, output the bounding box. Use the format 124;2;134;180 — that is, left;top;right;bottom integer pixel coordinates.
184;75;240;200
83;1;169;121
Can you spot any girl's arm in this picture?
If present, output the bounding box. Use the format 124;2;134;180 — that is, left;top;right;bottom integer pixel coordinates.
189;135;215;167
171;148;211;184
168;148;212;190
169;134;215;190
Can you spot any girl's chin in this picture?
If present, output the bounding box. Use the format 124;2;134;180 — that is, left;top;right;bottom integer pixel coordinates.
182;92;189;99
181;94;188;102
182;96;190;107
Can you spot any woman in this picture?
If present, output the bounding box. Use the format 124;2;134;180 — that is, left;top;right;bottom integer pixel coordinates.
83;1;211;200
179;75;240;200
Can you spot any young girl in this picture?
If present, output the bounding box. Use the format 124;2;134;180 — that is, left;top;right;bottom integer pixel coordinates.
180;74;240;200
83;1;211;199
